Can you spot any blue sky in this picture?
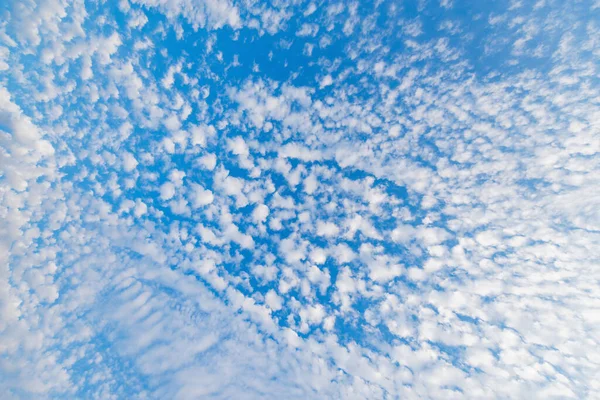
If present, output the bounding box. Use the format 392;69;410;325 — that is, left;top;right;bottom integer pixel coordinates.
1;0;600;398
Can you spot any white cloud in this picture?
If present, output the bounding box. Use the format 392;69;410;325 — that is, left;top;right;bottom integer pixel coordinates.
252;204;269;223
134;200;148;217
475;230;501;247
197;153;217;170
160;182;176;200
4;1;600;398
122;151;139;172
190;184;214;208
265;289;283;311
169;169;186;186
227;136;249;155
309;248;327;264
319;75;333;88
316;221;340;237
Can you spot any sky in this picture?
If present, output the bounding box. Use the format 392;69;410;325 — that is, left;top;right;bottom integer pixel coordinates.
1;0;599;398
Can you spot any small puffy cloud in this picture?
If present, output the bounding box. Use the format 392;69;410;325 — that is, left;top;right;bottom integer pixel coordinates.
309;248;327;264
228;136;249;155
170;198;190;215
283;328;301;348
475;230;501;247
316;221;340;237
160;182;176;200
323;315;335;331
297;23;319;37
300;304;326;326
169;169;186;186
280;143;322;162
252;204;269;223
265;289;283;311
197;153;217;170
307;265;330;294
190;124;216;147
128;9;148;29
391;224;415;243
134;200;148;217
122;151;138;172
320;75;333;88
190;184;214;208
332;243;356;264
416;226;451;246
389;125;401;137
163;114;181;131
163;138;176;153
369;262;403;283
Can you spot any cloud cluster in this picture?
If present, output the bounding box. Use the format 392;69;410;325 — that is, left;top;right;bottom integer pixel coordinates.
1;0;599;398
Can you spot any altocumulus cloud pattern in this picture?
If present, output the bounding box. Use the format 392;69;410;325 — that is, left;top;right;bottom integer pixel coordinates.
1;0;599;398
